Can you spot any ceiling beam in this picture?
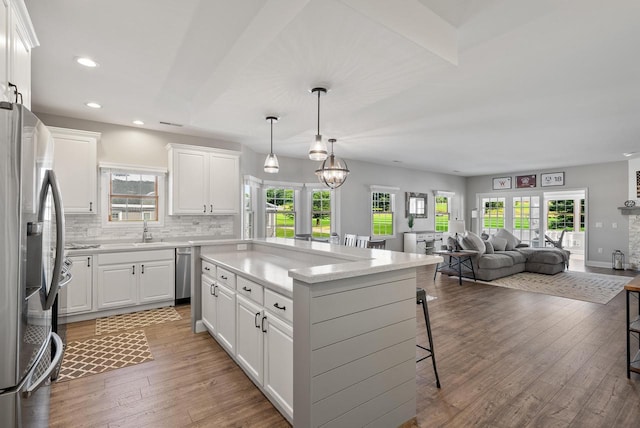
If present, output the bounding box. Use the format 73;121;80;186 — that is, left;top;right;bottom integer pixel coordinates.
338;0;458;65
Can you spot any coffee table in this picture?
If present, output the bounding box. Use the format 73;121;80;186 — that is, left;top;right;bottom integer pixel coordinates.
433;250;477;285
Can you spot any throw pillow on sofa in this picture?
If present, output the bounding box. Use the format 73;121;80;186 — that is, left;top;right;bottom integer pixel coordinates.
457;231;486;256
484;240;495;254
488;236;508;252
494;228;521;251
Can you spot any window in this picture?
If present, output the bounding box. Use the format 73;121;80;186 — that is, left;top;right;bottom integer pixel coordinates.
244;183;253;239
266;188;295;238
512;196;540;246
435;196;450;232
311;190;331;238
371;192;394;236
481;197;505;235
547;199;579;231
108;173;158;222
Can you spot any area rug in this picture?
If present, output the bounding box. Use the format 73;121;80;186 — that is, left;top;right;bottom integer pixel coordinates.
57;330;153;382
463;271;633;304
95;306;181;335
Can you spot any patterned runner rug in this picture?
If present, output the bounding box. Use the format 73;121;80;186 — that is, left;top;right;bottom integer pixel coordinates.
463;271;633;304
57;330;153;382
96;306;181;335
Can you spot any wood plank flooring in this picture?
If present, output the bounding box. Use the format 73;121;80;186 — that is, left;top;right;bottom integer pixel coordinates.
50;266;640;427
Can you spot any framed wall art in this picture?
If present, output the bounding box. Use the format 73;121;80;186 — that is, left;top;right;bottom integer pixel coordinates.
516;174;536;188
541;172;565;187
492;176;512;190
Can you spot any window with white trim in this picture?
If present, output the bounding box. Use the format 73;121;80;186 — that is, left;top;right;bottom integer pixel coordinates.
265;187;295;238
435;196;450;232
311;189;331;238
371;191;395;237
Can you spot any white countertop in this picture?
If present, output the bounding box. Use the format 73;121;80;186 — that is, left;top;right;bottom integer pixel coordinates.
199;238;442;295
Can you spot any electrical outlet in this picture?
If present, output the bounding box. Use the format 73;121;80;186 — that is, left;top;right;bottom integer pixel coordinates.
237;243;247;251
598;248;603;253
612;222;618;228
595;222;603;228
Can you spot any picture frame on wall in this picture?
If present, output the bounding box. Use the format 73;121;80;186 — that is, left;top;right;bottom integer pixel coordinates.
492;176;512;190
541;172;565;187
516;174;536;188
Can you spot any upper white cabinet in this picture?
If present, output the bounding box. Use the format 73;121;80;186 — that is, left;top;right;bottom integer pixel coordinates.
1;0;38;108
167;144;240;215
51;127;99;214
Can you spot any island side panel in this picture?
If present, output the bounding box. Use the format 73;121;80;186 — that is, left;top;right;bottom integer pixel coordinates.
293;268;417;428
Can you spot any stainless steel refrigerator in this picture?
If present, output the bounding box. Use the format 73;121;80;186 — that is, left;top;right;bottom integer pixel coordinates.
0;102;69;427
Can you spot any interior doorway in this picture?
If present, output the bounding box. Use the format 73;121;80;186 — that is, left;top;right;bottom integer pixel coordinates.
543;189;586;269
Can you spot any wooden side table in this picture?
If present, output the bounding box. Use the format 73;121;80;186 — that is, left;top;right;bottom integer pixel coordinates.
433;250;477;285
626;278;640;378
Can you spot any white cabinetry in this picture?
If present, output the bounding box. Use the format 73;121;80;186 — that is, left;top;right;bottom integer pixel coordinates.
167;144;240;215
201;266;236;354
236;293;264;384
263;309;293;419
97;250;174;310
59;255;93;315
51;127;99;214
1;0;37;107
404;231;443;255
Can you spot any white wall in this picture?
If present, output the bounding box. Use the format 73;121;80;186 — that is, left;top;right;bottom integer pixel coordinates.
465;161;629;266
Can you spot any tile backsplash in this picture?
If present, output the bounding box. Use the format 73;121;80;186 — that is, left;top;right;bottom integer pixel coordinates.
65;214;235;243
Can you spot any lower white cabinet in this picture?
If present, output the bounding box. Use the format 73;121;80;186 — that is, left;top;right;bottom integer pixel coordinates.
201;274;236;354
236;295;264;384
59;255;93;315
263;311;294;419
97;250;174;310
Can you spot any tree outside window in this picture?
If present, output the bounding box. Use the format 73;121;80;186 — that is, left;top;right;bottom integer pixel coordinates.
547;199;584;231
311;190;331;238
266;188;295;238
372;192;394;236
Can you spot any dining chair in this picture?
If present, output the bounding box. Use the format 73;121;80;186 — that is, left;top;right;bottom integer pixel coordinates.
367;239;386;249
343;234;357;247
356;235;370;248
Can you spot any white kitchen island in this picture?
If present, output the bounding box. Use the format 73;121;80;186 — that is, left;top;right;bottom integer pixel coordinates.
192;238;441;428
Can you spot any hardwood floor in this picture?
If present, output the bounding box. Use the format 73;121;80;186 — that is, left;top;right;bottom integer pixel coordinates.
50;265;640;427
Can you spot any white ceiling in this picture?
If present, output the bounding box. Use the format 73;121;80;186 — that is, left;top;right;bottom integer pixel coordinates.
25;0;640;176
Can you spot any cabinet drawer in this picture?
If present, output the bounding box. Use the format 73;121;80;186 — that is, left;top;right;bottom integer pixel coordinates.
202;260;216;276
216;266;236;289
264;289;293;324
416;233;434;241
237;276;264;305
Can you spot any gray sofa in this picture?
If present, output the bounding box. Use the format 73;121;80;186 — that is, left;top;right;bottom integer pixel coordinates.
452;229;570;281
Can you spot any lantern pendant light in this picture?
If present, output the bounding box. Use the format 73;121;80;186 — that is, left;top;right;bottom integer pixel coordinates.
308;87;328;161
315;138;350;189
264;116;279;173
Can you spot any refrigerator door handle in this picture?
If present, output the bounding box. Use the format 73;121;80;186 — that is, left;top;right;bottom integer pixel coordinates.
22;333;64;398
58;272;73;289
38;169;66;310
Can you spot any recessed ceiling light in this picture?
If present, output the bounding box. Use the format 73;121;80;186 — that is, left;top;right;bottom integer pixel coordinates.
623;152;636;157
132;120;144;126
85;102;102;109
76;57;98;67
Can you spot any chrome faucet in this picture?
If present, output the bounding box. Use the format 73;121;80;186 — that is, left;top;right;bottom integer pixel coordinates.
142;220;153;242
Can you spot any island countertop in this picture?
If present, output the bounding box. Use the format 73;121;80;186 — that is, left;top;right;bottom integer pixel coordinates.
197;238;442;296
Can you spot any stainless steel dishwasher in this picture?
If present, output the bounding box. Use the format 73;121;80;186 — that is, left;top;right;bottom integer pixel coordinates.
175;247;191;304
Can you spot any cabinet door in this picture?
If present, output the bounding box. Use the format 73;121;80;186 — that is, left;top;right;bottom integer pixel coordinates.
51;129;98;214
170;149;208;214
9;5;30;109
263;313;293;419
139;260;175;304
236;295;263;384
201;277;216;334
209;153;239;214
97;263;137;309
0;0;9;102
59;256;93;315
215;283;236;354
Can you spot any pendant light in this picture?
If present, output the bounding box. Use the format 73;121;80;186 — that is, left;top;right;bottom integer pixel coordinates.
264;116;279;173
315;138;350;189
308;87;328;161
